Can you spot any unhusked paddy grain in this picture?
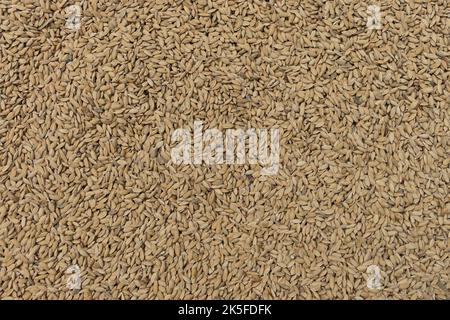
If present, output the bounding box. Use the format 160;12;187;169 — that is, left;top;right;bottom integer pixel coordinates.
0;0;449;300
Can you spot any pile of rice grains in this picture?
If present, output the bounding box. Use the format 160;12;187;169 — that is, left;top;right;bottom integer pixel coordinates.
0;0;448;299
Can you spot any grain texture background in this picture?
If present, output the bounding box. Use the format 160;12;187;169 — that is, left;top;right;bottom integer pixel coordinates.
0;0;449;299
